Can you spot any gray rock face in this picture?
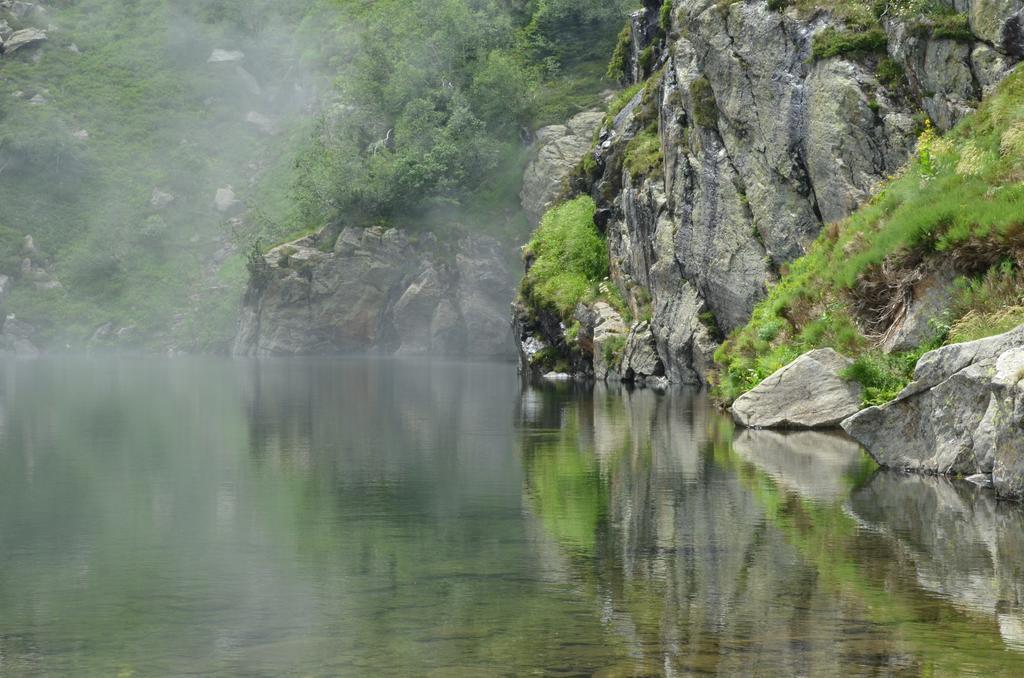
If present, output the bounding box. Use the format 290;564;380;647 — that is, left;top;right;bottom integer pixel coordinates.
512;0;1020;386
520;111;604;225
0;315;39;356
880;269;954;353
842;324;1024;500
233;226;518;358
732;349;863;429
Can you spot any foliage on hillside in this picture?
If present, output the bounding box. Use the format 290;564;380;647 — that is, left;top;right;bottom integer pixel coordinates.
0;0;633;351
520;197;608;318
714;68;1024;404
290;0;636;234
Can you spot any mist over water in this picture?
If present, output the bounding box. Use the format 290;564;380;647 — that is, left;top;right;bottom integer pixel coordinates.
1;356;1022;675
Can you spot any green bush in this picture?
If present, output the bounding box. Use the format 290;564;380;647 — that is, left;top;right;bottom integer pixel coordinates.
811;27;887;61
689;76;718;128
659;1;674;31
840;347;933;406
522;197;608;318
623;126;664;183
876;57;907;92
607;24;632;81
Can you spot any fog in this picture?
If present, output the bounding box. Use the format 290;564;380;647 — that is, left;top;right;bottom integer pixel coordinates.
0;0;631;355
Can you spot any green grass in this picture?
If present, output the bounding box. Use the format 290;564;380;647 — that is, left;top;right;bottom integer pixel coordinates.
606;24;632;81
659;1;674;32
689;76;718;128
623;126;664;183
521;196;608;318
713;68;1024;403
811;27;887;61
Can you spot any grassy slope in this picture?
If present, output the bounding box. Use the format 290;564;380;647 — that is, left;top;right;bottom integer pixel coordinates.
0;0;313;349
714;68;1024;404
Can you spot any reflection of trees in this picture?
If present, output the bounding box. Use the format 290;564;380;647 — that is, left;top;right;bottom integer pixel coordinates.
519;385;1024;675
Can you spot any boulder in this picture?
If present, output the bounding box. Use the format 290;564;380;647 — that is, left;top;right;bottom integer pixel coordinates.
3;27;46;54
580;301;629;381
233;227;518;358
0;315;39;356
150;188;174;209
732;348;863;429
620;321;663;382
520;110;604;225
842;324;1024;500
214;186;240;213
880;270;954;353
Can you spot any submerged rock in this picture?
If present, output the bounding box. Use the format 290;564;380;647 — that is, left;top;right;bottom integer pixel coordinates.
842;324;1024;500
732;349;863;429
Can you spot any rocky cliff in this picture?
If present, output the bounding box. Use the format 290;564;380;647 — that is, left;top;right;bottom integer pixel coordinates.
233;226;518;358
514;0;1022;384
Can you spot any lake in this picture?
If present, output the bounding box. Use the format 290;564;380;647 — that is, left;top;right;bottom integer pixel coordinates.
0;357;1022;676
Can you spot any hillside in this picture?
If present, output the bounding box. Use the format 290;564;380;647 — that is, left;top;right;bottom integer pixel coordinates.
0;0;636;355
716;67;1024;405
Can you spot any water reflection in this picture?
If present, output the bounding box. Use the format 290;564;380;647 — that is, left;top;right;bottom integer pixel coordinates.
0;358;1022;675
518;379;1024;676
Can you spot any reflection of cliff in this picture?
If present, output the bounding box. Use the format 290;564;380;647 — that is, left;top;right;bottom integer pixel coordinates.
518;386;1024;675
851;473;1024;652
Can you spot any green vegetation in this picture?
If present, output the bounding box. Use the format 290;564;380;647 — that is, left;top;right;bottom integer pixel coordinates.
839;346;935;405
521;196;608;318
689;76;718;128
624;126;664;183
0;0;634;350
607;24;633;81
659;1;674;32
602;334;628;367
811;27;888;61
714;68;1024;403
912;12;974;42
875;57;907;92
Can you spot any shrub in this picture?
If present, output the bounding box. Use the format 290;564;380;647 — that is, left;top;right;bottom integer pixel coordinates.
623;126;664;183
840;347;931;406
689;76;718;128
811;27;887;61
522;197;608;318
659;1;674;32
637;46;655;76
876;57;907;92
607;24;632;81
602;334;627;366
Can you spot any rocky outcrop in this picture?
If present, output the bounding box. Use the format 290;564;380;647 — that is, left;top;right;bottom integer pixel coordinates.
1;27;44;54
513;0;1021;385
842;324;1024;500
0;315;38;356
732;348;863;428
520;110;604;225
233;226;518;358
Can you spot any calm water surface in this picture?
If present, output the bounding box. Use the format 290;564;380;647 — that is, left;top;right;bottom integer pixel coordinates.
0;357;1023;676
